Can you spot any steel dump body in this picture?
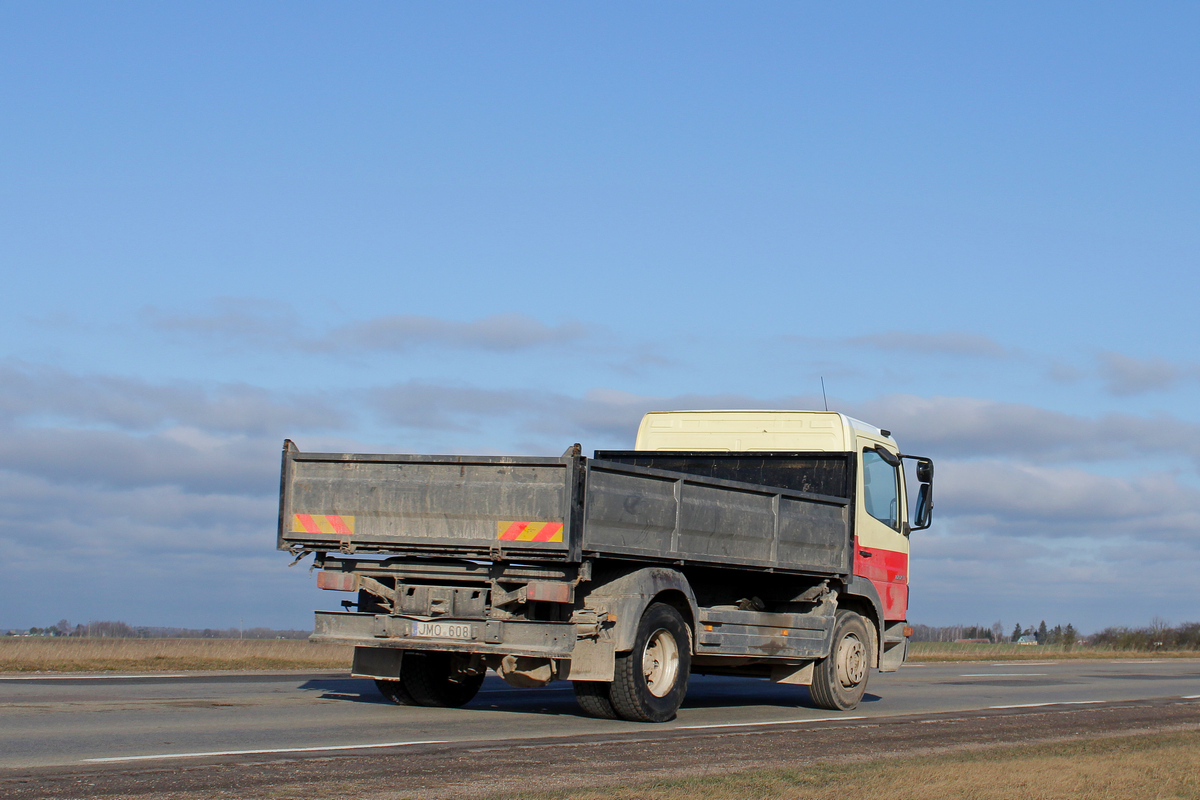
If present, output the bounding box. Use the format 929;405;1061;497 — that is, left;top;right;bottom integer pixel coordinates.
279;445;854;577
281;451;579;559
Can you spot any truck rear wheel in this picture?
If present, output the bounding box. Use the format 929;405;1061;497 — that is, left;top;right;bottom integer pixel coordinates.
609;602;691;723
374;677;416;706
573;680;619;719
401;652;484;708
810;610;870;711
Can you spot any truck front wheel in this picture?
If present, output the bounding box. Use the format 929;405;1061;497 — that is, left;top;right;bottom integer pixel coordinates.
810;610;871;711
609;602;691;722
401;652;484;708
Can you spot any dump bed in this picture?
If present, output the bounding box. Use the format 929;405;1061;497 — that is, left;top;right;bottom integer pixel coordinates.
278;442;580;559
279;441;855;576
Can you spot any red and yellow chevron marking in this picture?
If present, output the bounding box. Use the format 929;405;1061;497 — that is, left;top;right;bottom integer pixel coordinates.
497;521;563;543
292;514;355;536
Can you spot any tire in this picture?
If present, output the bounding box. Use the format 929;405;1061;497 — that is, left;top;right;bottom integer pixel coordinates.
809;610;871;711
400;651;484;708
609;602;691;723
375;677;416;706
573;680;619;719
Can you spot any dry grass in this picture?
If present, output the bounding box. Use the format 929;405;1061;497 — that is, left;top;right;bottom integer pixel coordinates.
6;637;1194;674
909;641;1200;661
0;637;352;673
496;730;1200;800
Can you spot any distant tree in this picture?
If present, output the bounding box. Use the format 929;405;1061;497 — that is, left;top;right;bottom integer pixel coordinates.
1178;622;1200;650
1063;623;1077;651
992;621;1004;643
1150;617;1170;647
54;619;71;636
1037;620;1048;643
1011;623;1022;642
961;625;994;642
87;621;135;638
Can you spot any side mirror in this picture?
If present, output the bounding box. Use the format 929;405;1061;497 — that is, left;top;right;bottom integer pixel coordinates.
901;453;935;532
912;483;933;530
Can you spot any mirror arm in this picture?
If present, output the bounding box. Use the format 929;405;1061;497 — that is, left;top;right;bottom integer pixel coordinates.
874;446;901;467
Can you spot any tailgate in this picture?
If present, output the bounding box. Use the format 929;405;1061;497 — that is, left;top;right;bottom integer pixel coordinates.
278;441;579;558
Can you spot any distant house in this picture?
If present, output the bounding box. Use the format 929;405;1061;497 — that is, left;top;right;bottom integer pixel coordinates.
1016;634;1039;645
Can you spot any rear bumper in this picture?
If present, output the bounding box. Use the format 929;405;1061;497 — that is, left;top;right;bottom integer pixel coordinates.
312;611;577;659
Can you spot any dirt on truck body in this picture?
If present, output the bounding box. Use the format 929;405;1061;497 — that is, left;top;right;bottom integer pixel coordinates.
279;409;934;722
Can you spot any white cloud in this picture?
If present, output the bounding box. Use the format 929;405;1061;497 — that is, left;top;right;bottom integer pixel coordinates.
934;459;1200;537
0;473;267;551
0;466;322;628
843;331;1014;359
0;427;279;495
143;300;588;354
852;394;1200;464
363;384;1200;470
324;313;587;353
1097;351;1182;396
0;359;348;435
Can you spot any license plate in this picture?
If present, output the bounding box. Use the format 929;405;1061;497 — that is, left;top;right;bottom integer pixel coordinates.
411;620;473;640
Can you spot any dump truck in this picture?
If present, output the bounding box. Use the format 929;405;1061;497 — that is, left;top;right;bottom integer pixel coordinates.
278;410;934;722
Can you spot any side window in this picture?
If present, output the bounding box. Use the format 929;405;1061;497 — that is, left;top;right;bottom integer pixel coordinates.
862;450;900;530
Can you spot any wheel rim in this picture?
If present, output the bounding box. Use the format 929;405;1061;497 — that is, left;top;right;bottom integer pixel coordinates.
836;633;866;687
642;627;680;697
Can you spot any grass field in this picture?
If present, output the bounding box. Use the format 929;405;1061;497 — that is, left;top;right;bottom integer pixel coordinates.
908;641;1200;661
494;730;1200;800
0;637;352;672
4;636;1198;673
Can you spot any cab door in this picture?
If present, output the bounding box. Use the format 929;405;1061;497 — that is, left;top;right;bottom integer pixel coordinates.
853;437;910;621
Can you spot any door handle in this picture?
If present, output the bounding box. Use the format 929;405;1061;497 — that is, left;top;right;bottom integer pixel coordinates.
858;550;873;558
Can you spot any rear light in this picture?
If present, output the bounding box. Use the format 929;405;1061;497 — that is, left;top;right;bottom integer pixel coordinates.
316;571;358;592
903;625;914;638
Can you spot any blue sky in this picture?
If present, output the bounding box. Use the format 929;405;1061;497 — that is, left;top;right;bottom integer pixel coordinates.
2;3;1198;634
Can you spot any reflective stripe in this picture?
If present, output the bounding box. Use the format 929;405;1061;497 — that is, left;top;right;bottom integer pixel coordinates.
292;514;355;536
497;521;563;542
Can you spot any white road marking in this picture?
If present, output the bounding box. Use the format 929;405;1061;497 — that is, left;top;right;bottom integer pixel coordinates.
960;673;1048;677
988;700;1102;709
60;696;1185;766
82;740;449;763
0;674;191;681
677;716;864;730
81;717;868;763
1000;662;1055;666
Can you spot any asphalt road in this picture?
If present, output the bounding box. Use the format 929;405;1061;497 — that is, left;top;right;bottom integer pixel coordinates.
2;658;1198;771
